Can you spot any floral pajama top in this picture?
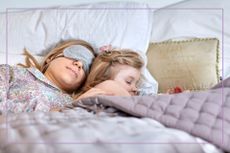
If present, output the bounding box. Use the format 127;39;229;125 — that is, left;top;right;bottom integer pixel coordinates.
0;64;73;114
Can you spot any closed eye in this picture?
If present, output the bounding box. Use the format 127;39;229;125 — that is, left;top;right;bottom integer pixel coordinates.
126;80;132;85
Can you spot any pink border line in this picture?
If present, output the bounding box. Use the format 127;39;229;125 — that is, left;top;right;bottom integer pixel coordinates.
5;7;224;147
5;8;9;144
221;8;224;146
9;142;208;144
5;7;223;10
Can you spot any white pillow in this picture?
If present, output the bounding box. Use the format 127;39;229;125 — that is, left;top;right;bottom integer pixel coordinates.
0;2;152;55
0;1;158;94
151;0;230;78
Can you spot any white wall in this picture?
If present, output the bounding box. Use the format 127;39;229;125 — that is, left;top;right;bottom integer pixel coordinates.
0;0;185;12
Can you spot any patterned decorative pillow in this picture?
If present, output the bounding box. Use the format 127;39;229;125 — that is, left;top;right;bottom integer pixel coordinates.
147;38;220;93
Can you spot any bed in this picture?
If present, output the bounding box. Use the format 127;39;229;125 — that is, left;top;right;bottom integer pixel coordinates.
0;0;229;153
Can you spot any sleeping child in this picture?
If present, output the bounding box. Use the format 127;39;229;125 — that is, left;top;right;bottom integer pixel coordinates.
74;49;144;100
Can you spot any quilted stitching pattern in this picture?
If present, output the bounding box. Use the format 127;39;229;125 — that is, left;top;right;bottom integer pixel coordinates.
84;77;230;152
0;107;207;153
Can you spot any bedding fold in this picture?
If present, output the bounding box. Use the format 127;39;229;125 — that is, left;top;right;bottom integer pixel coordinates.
75;77;230;152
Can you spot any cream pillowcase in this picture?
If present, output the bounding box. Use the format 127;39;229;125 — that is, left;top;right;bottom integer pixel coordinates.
147;38;220;93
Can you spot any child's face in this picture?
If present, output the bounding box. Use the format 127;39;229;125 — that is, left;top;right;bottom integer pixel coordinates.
111;64;141;96
44;57;86;92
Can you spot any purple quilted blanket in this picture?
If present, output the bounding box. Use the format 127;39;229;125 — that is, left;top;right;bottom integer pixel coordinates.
75;77;230;152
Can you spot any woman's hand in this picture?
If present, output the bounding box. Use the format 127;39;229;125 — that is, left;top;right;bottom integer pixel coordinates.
76;80;131;101
95;80;131;96
77;87;114;100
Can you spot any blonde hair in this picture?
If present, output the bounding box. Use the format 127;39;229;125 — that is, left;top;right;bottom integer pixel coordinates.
75;49;144;98
18;39;95;73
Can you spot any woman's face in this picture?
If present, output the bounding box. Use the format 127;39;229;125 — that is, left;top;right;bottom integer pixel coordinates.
111;64;141;96
44;57;86;93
